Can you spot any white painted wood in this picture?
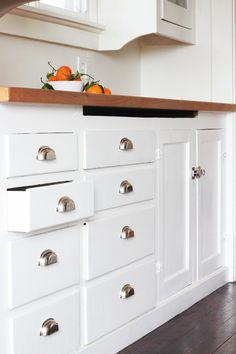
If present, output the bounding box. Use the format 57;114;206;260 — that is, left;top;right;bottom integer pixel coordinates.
99;0;156;50
0;103;229;354
79;268;227;354
89;165;155;211
5;133;78;178
162;0;195;29
82;259;156;344
7;181;94;232
197;129;225;279
211;0;234;103
9;290;80;354
158;130;196;299
83;207;155;279
99;0;195;50
8;226;79;308
83;130;155;169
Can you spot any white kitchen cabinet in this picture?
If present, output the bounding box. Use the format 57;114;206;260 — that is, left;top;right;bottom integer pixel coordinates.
0;94;229;354
158;130;196;299
161;0;195;30
99;0;196;50
197;129;225;279
158;128;225;300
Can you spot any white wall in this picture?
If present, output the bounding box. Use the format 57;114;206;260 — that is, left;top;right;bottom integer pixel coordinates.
0;34;141;96
140;0;234;103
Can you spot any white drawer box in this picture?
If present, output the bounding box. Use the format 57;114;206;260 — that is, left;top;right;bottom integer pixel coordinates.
5;133;78;177
7;181;94;232
9;291;79;354
83;207;155;279
83;130;155;169
83;260;156;344
8;227;79;309
91;165;155;211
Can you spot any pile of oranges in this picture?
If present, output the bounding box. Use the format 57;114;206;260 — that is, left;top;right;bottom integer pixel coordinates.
41;62;112;94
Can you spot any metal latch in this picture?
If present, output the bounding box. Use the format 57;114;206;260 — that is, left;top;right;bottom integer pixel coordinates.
192;166;206;180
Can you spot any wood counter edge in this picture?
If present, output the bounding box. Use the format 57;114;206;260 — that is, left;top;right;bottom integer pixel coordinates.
0;87;236;112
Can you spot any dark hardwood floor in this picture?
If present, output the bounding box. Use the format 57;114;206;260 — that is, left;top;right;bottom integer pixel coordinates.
119;283;236;354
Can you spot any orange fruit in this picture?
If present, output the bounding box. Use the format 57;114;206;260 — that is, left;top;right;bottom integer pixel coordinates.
104;87;111;94
48;76;57;81
74;77;82;81
86;84;104;94
56;66;72;81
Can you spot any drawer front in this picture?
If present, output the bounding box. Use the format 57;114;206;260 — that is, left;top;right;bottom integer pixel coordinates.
92;166;155;211
5;133;78;177
84;207;155;279
9;291;79;354
83;130;155;169
83;260;156;344
7;181;94;232
8;227;79;309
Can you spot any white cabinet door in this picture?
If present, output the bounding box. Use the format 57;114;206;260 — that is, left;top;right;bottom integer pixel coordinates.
161;0;195;29
158;130;196;299
197;130;225;279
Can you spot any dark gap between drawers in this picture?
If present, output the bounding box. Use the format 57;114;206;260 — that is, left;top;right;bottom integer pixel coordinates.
7;180;72;191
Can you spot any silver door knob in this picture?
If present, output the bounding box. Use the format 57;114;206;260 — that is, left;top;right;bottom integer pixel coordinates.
37;146;56;161
119;137;133;151
120;284;135;299
38;249;58;267
192;166;206;179
119;180;133;194
120;226;135;239
57;196;76;213
40;318;59;336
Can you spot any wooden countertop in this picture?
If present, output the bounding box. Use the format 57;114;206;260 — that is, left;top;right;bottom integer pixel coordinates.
0;87;236;112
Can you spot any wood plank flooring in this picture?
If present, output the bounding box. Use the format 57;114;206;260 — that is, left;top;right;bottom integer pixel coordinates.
119;283;236;354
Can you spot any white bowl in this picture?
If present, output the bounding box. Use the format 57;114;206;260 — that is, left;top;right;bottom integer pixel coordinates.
50;80;83;92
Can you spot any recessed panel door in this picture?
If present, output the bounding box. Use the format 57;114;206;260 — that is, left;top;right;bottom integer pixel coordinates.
158;130;196;299
197;130;224;279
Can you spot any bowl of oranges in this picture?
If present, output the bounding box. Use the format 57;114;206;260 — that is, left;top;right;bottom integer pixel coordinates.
41;62;85;92
41;62;112;94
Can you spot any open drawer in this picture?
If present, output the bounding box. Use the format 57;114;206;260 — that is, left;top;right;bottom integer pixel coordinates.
7;181;94;232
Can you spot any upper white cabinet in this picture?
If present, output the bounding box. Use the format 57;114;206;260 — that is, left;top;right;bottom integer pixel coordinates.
99;0;196;50
161;0;195;30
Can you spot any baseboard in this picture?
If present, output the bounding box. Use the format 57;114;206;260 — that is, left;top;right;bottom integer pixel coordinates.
78;267;228;354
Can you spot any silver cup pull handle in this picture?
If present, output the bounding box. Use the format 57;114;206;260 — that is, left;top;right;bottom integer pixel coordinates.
119;137;133;151
119;180;133;194
37;146;56;161
40;318;59;336
120;284;135;299
38;249;58;267
120;226;135;239
57;196;76;213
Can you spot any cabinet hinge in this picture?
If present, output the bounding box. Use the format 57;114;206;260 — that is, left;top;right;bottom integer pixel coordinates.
192;166;206;180
155;148;162;161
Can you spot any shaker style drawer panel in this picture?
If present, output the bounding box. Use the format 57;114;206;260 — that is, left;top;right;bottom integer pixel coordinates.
83;130;156;169
91;165;155;211
7;181;94;232
84;207;155;279
9;291;79;354
83;260;156;344
5;133;78;177
8;227;79;309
